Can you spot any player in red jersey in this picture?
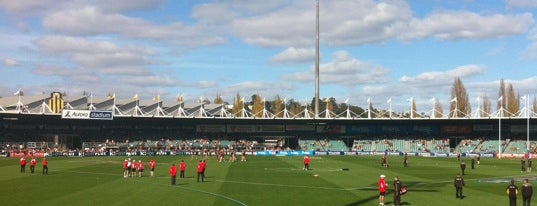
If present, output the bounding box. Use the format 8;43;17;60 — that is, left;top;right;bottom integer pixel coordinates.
169;164;177;185
41;158;48;175
303;155;310;171
19;157;26;173
197;160;204;182
137;160;144;177
378;174;388;206
179;160;186;178
149;159;156;177
30;157;37;174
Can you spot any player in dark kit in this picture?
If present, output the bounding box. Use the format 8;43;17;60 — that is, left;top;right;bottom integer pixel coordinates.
528;159;533;172
471;158;475;169
454;173;464;199
460;161;466;175
381;156;387;168
522;179;533;206
393;176;403;206
507;179;519;206
403;153;408;167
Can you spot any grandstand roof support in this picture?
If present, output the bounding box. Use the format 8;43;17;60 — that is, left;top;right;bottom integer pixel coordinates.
275;106;291;119
39;101;53;114
154;103;167;117
320;100;335;118
218;104;232;118
338;105;358;119
176;104;188;117
519;95;531;118
112;105;123;116
301;106;311;119
15;95;24;113
133;105;145;116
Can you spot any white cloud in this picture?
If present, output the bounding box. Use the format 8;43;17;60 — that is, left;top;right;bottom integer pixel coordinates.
228;0;411;47
35;35;154;74
96;0;165;13
400;65;485;85
506;0;537;9
214;81;294;99
282;50;390;85
404;11;534;40
3;58;17;66
271;47;315;64
0;0;57;15
42;7;225;47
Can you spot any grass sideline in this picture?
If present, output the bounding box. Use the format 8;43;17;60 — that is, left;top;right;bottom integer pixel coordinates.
0;155;533;206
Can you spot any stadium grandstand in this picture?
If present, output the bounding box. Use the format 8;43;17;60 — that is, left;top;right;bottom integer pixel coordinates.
0;92;536;158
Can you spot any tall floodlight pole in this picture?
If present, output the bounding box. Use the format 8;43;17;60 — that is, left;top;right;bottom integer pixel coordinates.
498;96;503;159
525;95;530;151
314;0;320;118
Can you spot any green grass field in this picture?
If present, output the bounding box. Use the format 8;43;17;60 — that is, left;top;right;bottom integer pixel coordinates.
0;155;532;206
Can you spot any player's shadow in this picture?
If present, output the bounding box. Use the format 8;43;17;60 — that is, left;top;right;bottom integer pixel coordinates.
343;194;381;206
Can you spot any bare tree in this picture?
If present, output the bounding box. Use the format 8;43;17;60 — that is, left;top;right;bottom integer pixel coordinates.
482;94;491;117
251;94;263;117
434;99;443;118
506;84;519;116
533;96;537;117
449;77;471;117
288;99;302;117
232;93;244;117
213;94;223;104
411;99;417;118
272;95;283;118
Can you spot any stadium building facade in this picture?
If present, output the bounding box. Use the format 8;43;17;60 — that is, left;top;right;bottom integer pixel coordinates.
0;93;536;156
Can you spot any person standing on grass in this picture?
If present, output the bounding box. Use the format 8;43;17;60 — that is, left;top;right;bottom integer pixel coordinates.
179;160;186;178
528;159;533;173
126;158;132;177
522;179;533;206
30;157;37;174
378;174;388;206
523;159;527;173
507;179;519;206
137;160;144;177
460;161;466;175
403;153;408;168
241;150;247;162
169;164;177;185
471;157;475;169
477;153;481;165
41;158;48;175
393;176;403;206
197;160;204;182
454;173;464;199
202;160;207;180
122;159;128;178
149;159;156;177
303;155;310;171
19;157;26;173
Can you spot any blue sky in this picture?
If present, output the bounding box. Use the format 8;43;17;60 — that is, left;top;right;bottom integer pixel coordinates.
0;0;536;113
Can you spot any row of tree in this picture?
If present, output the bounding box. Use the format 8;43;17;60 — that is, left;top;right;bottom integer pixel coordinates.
205;77;536;118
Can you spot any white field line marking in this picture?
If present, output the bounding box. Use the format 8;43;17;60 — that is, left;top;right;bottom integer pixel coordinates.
62;170;247;206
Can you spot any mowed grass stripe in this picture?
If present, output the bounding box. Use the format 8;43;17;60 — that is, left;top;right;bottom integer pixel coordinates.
1;155;536;206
